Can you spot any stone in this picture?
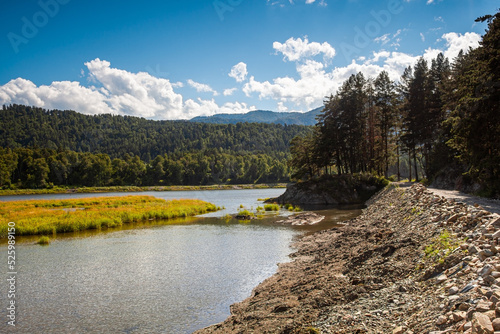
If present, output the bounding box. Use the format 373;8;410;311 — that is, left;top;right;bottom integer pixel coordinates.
436;315;448;325
481;265;495;277
393;326;405;334
464;321;473;330
477;301;495;312
480;250;495;261
473;312;494;334
453;311;467;322
492;318;500;331
484;310;497;320
449;286;460;295
436;274;448;284
470;245;480;254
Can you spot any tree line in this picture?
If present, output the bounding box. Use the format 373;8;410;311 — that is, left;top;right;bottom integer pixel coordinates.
0;147;291;189
290;11;500;197
0;105;308;160
0;106;311;189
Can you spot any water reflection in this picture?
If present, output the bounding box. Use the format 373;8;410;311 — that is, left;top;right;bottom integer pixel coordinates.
0;189;363;333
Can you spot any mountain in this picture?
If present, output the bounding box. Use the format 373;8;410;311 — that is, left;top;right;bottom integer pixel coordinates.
189;107;323;126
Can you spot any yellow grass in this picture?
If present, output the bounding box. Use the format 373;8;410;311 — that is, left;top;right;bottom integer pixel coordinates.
0;196;218;237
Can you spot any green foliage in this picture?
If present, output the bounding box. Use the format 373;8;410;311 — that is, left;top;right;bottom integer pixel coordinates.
264;204;280;211
0;105;312;188
288;10;500;197
36;236;50;245
237;210;253;217
423;230;463;264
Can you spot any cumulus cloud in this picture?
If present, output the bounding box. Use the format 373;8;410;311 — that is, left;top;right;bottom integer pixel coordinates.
0;78;113;115
0;59;246;120
242;32;482;111
229;62;248;82
223;88;238;96
273;37;336;62
183;99;252;117
442;32;481;60
0;31;484;119
187;79;219;96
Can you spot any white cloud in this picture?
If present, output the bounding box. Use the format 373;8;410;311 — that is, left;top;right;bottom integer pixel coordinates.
183;99;252;117
242;31;482;111
442;32;481;60
0;31;484;119
228;62;248;82
0;59;247;120
374;33;391;45
223;88;238;96
85;58;184;119
420;33;425;42
0;78;113;115
187;79;219;96
305;0;315;3
273;37;336;62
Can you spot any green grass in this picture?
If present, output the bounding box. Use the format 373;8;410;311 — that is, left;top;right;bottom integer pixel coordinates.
0;184;287;196
0;196;219;238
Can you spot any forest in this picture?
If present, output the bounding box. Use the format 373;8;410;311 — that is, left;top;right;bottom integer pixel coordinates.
0;106;309;188
290;11;500;197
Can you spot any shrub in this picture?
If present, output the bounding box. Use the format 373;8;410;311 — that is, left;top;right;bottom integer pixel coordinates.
37;236;50;245
264;204;280;211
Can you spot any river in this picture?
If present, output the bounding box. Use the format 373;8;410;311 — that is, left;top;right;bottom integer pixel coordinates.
0;188;362;333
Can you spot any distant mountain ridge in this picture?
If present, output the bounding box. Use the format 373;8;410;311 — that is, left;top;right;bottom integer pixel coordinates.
189;107;323;126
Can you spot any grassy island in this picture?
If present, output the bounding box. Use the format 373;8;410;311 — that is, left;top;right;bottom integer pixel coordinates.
0;196;219;237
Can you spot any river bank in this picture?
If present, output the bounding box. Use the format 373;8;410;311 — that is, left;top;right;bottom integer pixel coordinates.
0;196;218;238
0;183;287;197
195;183;500;333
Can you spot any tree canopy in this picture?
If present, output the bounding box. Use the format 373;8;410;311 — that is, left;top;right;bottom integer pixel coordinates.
289;10;500;197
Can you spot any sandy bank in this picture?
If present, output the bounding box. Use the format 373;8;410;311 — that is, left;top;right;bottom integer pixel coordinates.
195;184;500;334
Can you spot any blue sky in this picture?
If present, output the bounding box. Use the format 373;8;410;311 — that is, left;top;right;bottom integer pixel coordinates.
0;0;497;119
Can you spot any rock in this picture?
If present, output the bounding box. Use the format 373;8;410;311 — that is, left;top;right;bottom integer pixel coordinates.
470;245;480;254
393;326;405;334
436;274;448;284
436;315;448;325
472;312;494;334
449;286;460;295
480;265;495;277
492;318;500;331
274;212;325;226
479;249;495;261
453;311;467;322
477;301;495;312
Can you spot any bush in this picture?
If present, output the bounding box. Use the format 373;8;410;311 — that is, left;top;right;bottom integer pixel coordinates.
264;204;280;211
37;236;50;245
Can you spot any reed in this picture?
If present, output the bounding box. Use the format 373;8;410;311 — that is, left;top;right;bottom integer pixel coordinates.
0;196;218;238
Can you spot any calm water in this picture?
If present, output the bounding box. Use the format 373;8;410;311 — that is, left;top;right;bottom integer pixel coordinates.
0;189;362;333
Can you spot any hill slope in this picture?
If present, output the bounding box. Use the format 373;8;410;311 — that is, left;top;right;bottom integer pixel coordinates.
0;104;312;160
190;107;322;126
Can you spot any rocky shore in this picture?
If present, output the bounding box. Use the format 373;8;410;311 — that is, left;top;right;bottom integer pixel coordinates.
195;183;500;334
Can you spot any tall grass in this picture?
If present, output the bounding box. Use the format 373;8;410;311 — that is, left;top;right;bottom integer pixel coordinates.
0;196;218;237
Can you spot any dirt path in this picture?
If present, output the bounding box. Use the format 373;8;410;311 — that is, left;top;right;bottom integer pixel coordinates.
427;187;500;214
394;182;500;214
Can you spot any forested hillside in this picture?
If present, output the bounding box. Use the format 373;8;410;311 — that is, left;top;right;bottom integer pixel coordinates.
0;105;311;188
190;108;322;126
0;105;308;159
290;11;500;197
